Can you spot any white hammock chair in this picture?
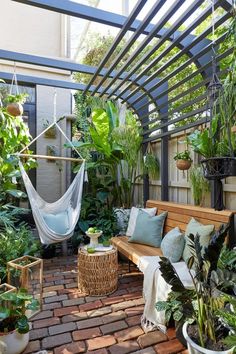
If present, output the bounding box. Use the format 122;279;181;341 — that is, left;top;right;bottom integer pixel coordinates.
19;161;85;245
12;83;86;244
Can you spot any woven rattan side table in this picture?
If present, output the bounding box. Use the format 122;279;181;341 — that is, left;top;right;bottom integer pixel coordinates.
78;247;118;296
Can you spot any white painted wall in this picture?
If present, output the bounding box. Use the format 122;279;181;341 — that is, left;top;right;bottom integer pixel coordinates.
0;0;73;201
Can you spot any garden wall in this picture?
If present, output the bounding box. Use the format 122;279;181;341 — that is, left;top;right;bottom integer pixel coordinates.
134;132;236;211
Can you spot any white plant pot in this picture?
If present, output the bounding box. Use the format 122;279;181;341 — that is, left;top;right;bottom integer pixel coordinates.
0;330;29;354
85;231;102;248
182;322;235;354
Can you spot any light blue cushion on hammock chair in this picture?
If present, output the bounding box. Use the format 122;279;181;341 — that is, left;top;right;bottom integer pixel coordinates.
43;211;70;234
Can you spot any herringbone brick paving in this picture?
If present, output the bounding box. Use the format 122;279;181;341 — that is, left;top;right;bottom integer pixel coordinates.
24;255;189;354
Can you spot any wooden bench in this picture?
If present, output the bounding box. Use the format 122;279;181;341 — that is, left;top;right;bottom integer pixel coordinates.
111;200;235;266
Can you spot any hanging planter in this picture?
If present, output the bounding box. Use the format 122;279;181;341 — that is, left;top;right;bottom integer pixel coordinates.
201;157;236;180
6;94;28;117
174;150;192;171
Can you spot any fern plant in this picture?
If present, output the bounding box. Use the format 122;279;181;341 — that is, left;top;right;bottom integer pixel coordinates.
189;165;210;206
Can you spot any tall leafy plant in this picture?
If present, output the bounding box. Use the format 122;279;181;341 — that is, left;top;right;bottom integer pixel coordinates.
156;224;236;350
189;165;210;206
0;92;36;204
72;98;160;208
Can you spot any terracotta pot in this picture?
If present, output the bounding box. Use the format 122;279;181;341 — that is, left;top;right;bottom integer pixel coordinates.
182;322;235;354
0;330;29;354
6;103;23;117
176;159;191;171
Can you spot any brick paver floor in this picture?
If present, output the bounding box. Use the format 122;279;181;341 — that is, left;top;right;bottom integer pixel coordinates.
24;255;189;354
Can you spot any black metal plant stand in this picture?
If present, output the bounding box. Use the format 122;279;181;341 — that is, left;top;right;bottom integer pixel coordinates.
201;157;236;210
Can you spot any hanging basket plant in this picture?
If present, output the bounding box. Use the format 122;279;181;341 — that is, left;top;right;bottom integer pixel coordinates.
6;93;28;117
188;5;236;182
174;150;192;171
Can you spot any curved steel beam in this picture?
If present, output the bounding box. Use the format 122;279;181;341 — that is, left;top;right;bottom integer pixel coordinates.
0;71;140;116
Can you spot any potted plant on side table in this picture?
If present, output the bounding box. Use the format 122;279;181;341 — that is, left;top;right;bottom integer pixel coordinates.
0;288;39;354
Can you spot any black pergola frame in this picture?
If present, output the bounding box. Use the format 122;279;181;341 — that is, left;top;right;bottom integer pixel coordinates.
2;0;233;204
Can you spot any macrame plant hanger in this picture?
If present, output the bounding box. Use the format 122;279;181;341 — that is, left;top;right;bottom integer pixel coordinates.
10;62;20;96
17;88;84;163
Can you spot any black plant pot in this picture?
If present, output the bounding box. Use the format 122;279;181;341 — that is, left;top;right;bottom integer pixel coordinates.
201;157;236;180
175;321;187;348
41;245;56;259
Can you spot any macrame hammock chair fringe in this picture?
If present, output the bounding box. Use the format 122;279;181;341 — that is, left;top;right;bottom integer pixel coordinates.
19;161;85;245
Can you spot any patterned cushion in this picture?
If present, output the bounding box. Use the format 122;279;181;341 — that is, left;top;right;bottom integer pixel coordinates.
161;227;185;262
128;210;167;247
126;207;157;236
182;218;214;264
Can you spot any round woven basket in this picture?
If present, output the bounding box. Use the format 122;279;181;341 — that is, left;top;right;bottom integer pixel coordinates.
78;247;118;296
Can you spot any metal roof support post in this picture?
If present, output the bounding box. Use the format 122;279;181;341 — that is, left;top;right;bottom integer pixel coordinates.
158;84;169;201
132;98;149;206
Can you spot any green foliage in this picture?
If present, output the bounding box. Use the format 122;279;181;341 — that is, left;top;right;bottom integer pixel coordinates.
0;289;39;333
0;206;40;281
157;223;235;349
77;194;118;239
156;293;185;325
173;150;192;161
188;8;236;159
5;93;28;104
188;129;216;158
71;97;160;207
189;165;210;206
216;294;236;349
0;99;36;204
143;153;160;180
218;245;236;272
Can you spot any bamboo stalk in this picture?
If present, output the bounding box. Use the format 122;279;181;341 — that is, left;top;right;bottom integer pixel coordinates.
18;153;84;162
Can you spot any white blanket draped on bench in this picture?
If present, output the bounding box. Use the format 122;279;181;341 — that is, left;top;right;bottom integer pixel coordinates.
138;256;194;333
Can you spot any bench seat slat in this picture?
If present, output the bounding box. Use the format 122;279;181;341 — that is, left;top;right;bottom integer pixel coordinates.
111;236;163;265
147;201;233;223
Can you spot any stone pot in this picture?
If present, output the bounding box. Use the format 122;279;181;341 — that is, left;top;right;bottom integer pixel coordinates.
182;322;235;354
85;231;102;248
176;159;192;171
0;330;29;354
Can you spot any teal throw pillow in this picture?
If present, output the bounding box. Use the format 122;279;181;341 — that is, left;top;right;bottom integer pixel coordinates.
182;217;214;264
43;211;69;234
128;210;167;247
161;227;185;262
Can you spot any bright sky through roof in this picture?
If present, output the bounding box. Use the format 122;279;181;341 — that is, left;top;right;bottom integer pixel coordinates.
71;0;204;60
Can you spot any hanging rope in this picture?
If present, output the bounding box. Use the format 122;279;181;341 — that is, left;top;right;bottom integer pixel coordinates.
17;88;83;160
10;62;19;95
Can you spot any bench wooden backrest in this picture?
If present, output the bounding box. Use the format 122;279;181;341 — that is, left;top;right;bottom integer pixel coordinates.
146;200;234;234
